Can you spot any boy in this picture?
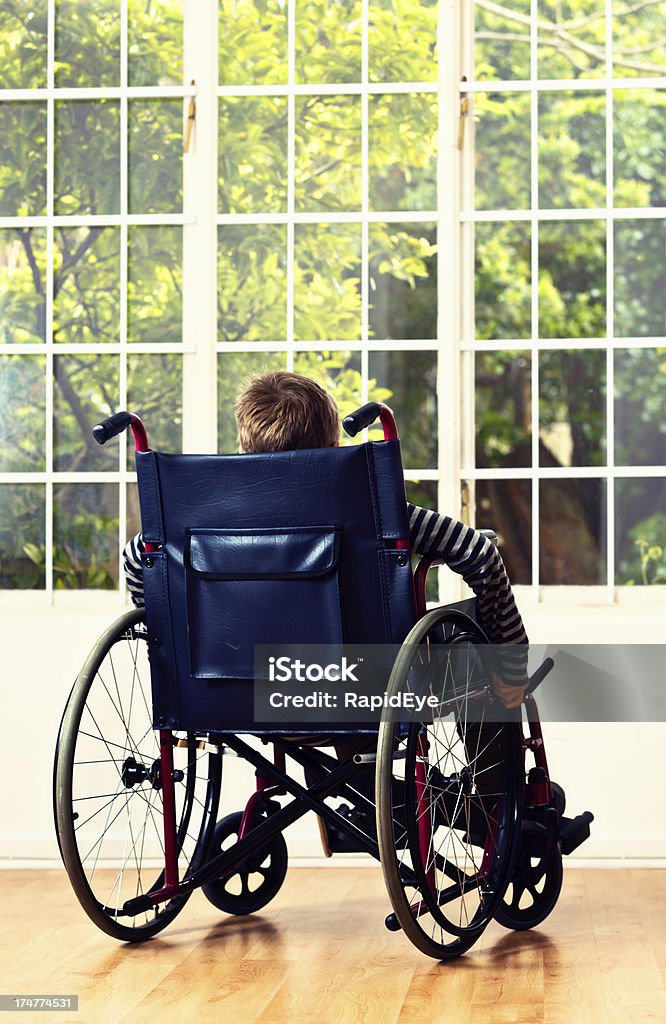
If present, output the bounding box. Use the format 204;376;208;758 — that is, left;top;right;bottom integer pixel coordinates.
124;370;528;707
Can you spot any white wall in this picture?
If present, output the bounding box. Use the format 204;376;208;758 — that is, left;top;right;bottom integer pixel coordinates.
2;590;665;866
517;591;666;865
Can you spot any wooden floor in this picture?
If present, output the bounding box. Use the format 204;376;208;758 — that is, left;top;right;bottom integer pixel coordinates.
1;868;664;1024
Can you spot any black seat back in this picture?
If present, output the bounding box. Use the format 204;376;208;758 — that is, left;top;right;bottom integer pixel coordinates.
136;440;416;732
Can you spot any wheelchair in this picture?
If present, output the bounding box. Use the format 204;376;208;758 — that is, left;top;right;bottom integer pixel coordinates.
53;403;593;960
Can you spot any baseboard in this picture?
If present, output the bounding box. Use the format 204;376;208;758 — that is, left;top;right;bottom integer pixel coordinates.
2;855;665;870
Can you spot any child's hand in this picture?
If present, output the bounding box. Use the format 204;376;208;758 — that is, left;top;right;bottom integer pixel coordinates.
492;672;528;709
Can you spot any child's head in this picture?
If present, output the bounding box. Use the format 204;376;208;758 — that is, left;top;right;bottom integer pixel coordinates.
235;370;340;453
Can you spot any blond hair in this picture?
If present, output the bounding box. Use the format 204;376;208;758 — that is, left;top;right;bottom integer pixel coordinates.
235;371;340;453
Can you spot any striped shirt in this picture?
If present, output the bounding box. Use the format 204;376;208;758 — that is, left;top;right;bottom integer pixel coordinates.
123;503;528;685
407;503;528;685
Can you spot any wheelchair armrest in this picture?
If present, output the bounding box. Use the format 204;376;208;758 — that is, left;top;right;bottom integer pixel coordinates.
414;555;439;616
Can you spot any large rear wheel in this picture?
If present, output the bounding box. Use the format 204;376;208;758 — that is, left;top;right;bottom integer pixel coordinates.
377;609;524;959
54;609;222;941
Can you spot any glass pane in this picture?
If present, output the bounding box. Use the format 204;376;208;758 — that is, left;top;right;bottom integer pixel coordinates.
0;355;45;471
53;483;119;590
475;479;532;585
218;98;287;214
615;478;666;585
293;350;362;436
538;0;606;80
474;0;530;81
475;351;531;469
0;484;46;589
475;92;530;211
614;220;666;338
475;222;531;340
0;1;48;88
295;96;361;212
614;89;666;209
218;225;287;342
128;226;182;345
368;222;437;340
538;221;606;339
538;92;606;209
369;94;437;212
614;349;666;467
0;103;46;217
369;0;437;83
54;354;119;472
55;101;120;216
129;100;182;214
128;0;183;86
127;354;182;468
219;0;287;85
54;0;120;87
613;3;666;78
540;479;606;584
0;229;46;345
405;479;437;511
294;223;362;342
296;0;361;84
368;350;436;467
539;350;606;467
54;228;120;345
217;351;287;453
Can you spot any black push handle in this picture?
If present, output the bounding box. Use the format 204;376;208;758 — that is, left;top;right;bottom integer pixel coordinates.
342;402;382;437
526;657;554;695
92;411;132;446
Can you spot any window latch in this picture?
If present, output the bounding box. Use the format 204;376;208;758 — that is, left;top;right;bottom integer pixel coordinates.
184;80;196;153
457;77;468;151
460;480;471;520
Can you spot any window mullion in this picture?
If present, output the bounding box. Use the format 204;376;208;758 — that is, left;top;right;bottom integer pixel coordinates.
45;0;55;603
118;0;129;596
530;0;540;599
182;0;219;453
286;0;296;372
605;0;616;602
437;0;466;605
360;0;369;411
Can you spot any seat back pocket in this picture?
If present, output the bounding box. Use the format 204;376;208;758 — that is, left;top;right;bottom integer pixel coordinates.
185;527;342;679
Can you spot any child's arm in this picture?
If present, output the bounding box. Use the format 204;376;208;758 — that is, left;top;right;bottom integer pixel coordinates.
123;533;146;608
408;503;529;703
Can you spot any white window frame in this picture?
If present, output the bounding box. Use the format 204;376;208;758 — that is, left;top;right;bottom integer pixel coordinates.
0;0;201;602
1;0;664;612
458;0;666;606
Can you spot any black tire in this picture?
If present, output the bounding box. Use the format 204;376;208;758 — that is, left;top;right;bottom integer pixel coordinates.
202;811;288;914
495;846;563;931
376;608;523;960
54;609;222;941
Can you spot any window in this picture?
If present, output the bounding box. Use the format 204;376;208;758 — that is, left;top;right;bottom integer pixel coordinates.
465;0;665;591
215;0;441;547
1;0;663;598
0;0;188;593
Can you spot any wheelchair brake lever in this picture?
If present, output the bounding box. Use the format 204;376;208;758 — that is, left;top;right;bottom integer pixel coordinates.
526;657;554;696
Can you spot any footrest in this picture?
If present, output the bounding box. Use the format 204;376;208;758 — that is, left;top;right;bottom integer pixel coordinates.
560;811;594;855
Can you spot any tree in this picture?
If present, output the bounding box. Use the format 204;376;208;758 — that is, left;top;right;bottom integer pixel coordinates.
0;0;663;587
473;0;665;583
